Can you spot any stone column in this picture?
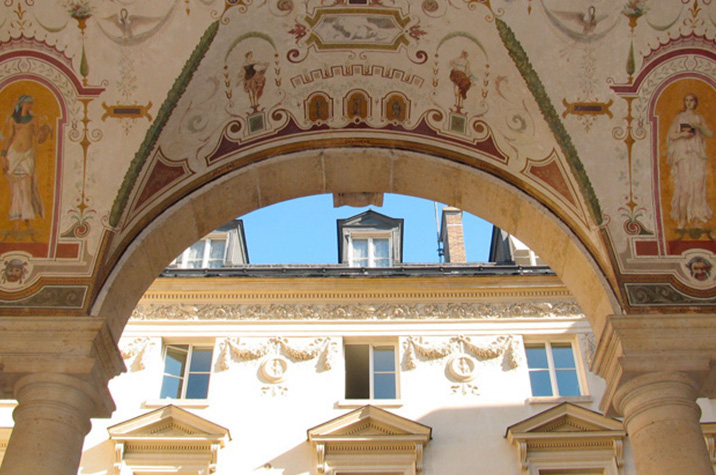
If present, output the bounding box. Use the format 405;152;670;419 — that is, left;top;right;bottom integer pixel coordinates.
0;317;124;475
593;314;716;475
0;373;107;475
613;372;712;475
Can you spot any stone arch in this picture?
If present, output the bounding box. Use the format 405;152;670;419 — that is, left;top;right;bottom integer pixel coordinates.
94;147;620;341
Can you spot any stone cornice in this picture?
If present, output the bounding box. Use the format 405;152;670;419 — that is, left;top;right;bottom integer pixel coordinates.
139;275;573;304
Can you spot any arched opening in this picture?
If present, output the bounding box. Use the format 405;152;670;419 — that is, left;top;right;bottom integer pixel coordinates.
94;147;619;342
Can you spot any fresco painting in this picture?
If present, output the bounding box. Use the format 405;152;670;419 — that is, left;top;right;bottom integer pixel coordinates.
0;80;59;256
656;78;716;254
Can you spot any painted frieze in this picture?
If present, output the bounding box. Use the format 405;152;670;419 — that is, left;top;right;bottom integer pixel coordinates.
1;0;716;314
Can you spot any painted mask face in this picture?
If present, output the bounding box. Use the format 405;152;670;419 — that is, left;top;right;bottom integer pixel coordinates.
688;258;712;281
4;260;25;283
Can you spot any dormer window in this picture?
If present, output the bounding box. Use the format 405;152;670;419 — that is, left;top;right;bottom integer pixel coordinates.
173;237;227;269
168;220;249;269
338;210;403;268
348;234;391;267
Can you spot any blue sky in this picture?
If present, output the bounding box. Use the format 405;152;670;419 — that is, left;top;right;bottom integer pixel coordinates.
240;194;493;264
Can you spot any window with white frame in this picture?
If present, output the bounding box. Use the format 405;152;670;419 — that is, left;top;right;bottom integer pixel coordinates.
160;344;213;399
348;234;391;268
345;344;397;399
169;237;227;269
525;342;582;397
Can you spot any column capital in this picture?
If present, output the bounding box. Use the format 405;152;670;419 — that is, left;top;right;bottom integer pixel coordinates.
0;316;124;416
592;313;716;416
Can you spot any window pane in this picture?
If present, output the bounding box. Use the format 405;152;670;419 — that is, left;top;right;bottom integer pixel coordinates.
373;373;396;399
373;239;389;258
352;240;368;257
551;344;576;369
185;373;210;399
160;375;182;399
526;346;548;369
352;240;368;266
345;345;370;399
189;349;213;372
209;240;226;260
529;369;553;396
374;258;390;267
374;347;395;372
186;242;205;264
164;346;188;377
556;369;581;396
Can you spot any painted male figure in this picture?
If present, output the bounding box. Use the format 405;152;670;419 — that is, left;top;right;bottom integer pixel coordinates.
0;94;47;231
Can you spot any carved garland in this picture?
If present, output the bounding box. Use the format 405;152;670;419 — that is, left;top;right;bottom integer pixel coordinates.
131;301;583;321
118;337;156;371
215;336;336;372
404;335;520;370
579;332;596;367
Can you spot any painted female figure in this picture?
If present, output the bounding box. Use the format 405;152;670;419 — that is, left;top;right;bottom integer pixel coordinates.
241;51;268;112
449;51;477;112
0;95;49;232
666;93;713;228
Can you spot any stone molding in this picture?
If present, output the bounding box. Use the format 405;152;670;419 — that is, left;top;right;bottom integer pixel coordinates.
592;313;716;415
506;403;625;474
580;332;597;367
404;335;520;370
216;336;336;372
118;337;155;371
131;301;583;321
216;337;337;395
140;276;573;303
307;405;431;474
0;317;123;411
108;404;230;474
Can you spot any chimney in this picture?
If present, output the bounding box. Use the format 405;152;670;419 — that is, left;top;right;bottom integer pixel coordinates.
440;207;466;263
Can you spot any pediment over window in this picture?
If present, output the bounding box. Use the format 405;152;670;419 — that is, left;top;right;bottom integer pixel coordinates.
108;405;230;474
308;405;431;474
506;403;625;474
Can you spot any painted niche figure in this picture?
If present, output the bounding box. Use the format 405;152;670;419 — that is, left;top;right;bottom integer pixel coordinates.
449;51;477;112
0;95;49;232
666;93;713;228
241;51;268;112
